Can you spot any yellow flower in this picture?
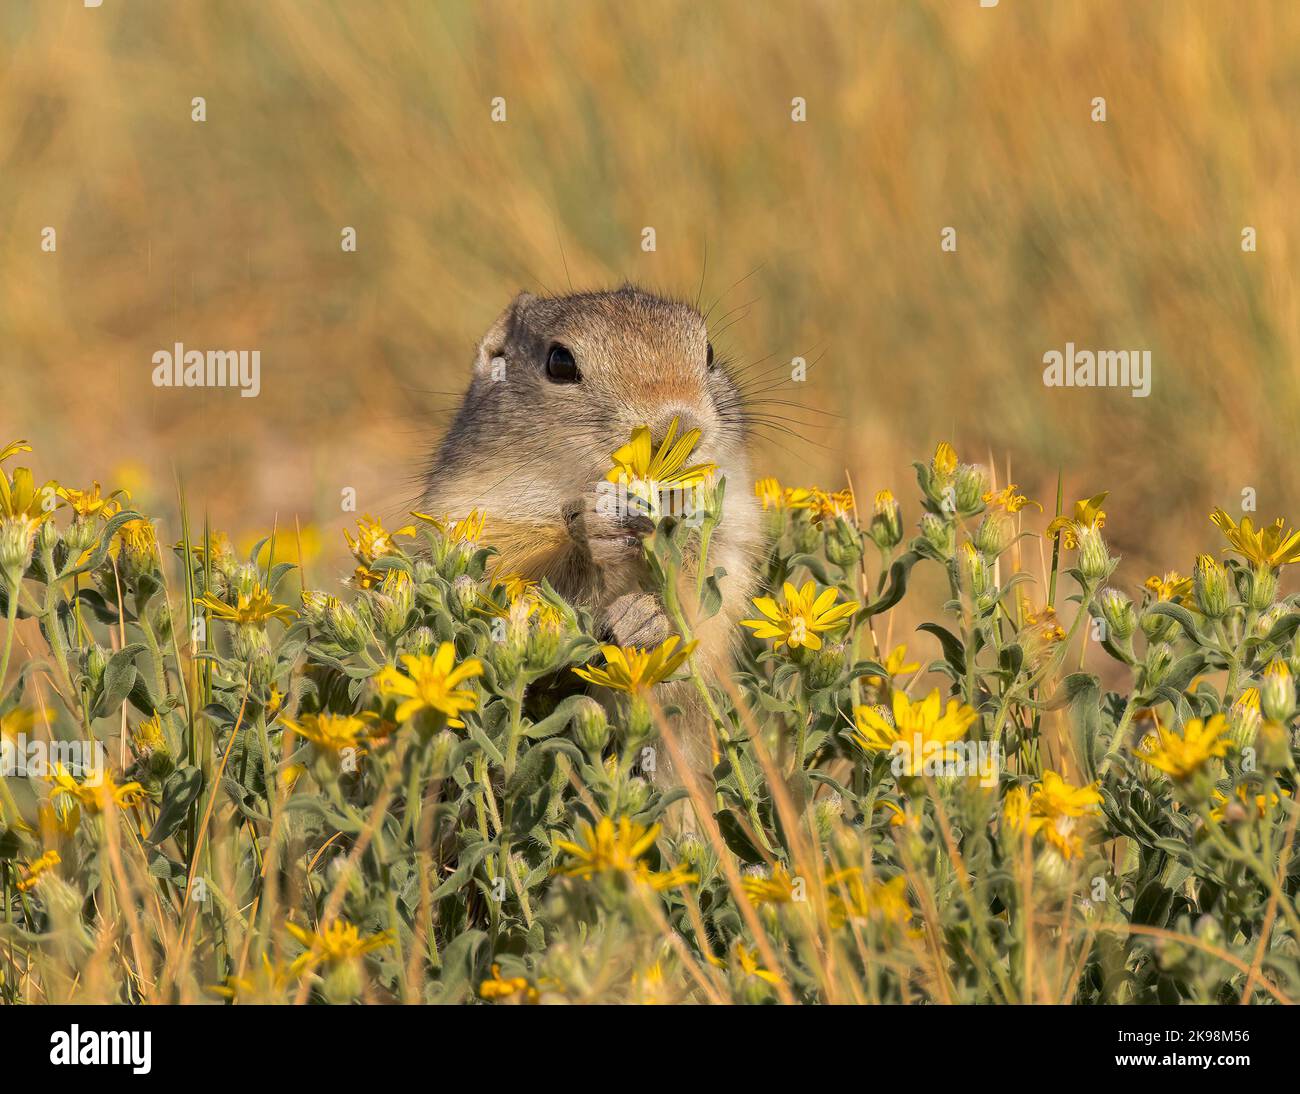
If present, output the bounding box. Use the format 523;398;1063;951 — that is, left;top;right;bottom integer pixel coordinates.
176;531;235;566
865;643;922;688
479;963;540;1004
1210;784;1291;823
411;509;485;545
479;574;564;633
344;516;415;585
824;870;913;930
209;954;307;1000
345;515;415;563
16;850;61;893
982;484;1041;513
754;477;785;511
195;586;296;626
0;463;57;525
283;712;373;754
932;442;959;479
1046;492;1108;549
285;918;393;967
0;462;57;571
733;942;782;985
553;816;697;890
374;643;483;727
808;487;855;523
742;863;798;905
1136;715;1230;780
56;481;127;522
0;705;52;739
131;714;167;757
851;689;978;774
0;440;33;464
605;416;717;497
874;799;910;828
740;581;859;651
1003;771;1103;861
1211;508;1300;569
1144;571;1193;603
46;763;146;815
572;635;696;694
782;486;820;510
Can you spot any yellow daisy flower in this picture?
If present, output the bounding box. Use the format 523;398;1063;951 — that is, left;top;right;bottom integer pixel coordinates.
285;918;393;967
1046;492;1108;549
1210;508;1300;569
374;643;484;727
195;585;296;626
1136;715;1231;780
605;416;717;494
740;581;859;651
572;635;697;694
553;816;697;890
851;689;977;774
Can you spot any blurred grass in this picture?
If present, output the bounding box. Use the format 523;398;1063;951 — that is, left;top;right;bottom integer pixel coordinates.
1;0;1298;600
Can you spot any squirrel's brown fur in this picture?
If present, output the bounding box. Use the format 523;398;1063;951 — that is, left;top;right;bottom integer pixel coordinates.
420;286;762;781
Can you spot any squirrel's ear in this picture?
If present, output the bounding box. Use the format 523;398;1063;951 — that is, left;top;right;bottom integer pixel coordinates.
472;292;536;378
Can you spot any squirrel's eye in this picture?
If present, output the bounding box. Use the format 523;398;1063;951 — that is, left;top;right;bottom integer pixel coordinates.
706;342;715;369
545;344;580;383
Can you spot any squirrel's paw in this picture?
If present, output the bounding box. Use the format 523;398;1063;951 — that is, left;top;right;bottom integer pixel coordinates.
564;489;654;569
603;592;672;649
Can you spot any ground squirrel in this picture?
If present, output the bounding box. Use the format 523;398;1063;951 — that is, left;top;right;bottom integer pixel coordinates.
420;286;762;779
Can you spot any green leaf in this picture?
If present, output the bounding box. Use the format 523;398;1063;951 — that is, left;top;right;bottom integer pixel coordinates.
147;765;204;845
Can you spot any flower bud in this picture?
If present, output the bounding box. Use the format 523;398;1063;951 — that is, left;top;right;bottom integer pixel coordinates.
450;574;478;617
326;600;367;653
1260;661;1296;723
974;512;1015;557
1097;588;1136;641
1076;524;1111;585
792;512;820;555
0;516;39;580
323;958;364;1005
1144;643;1175;688
953;464;990;516
959;542;990;598
572;696;610;755
404;625;436;657
300;589;331;625
230;561;260;600
622;776;651;814
823;517;862;569
869;490;903;550
373;570;414;641
1193;554;1229;619
36;517;60;557
429;728;457;779
1257;603;1287;641
1248;565;1278;611
84;642;108;692
805;643;846;691
1228;688;1261;752
919;513;953;557
813;792;844;842
64;517;99;555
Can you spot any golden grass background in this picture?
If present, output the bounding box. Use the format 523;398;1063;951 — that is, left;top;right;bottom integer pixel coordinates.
1;0;1298;593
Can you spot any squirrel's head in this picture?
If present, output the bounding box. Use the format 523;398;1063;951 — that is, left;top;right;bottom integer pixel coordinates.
453;286;750;494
